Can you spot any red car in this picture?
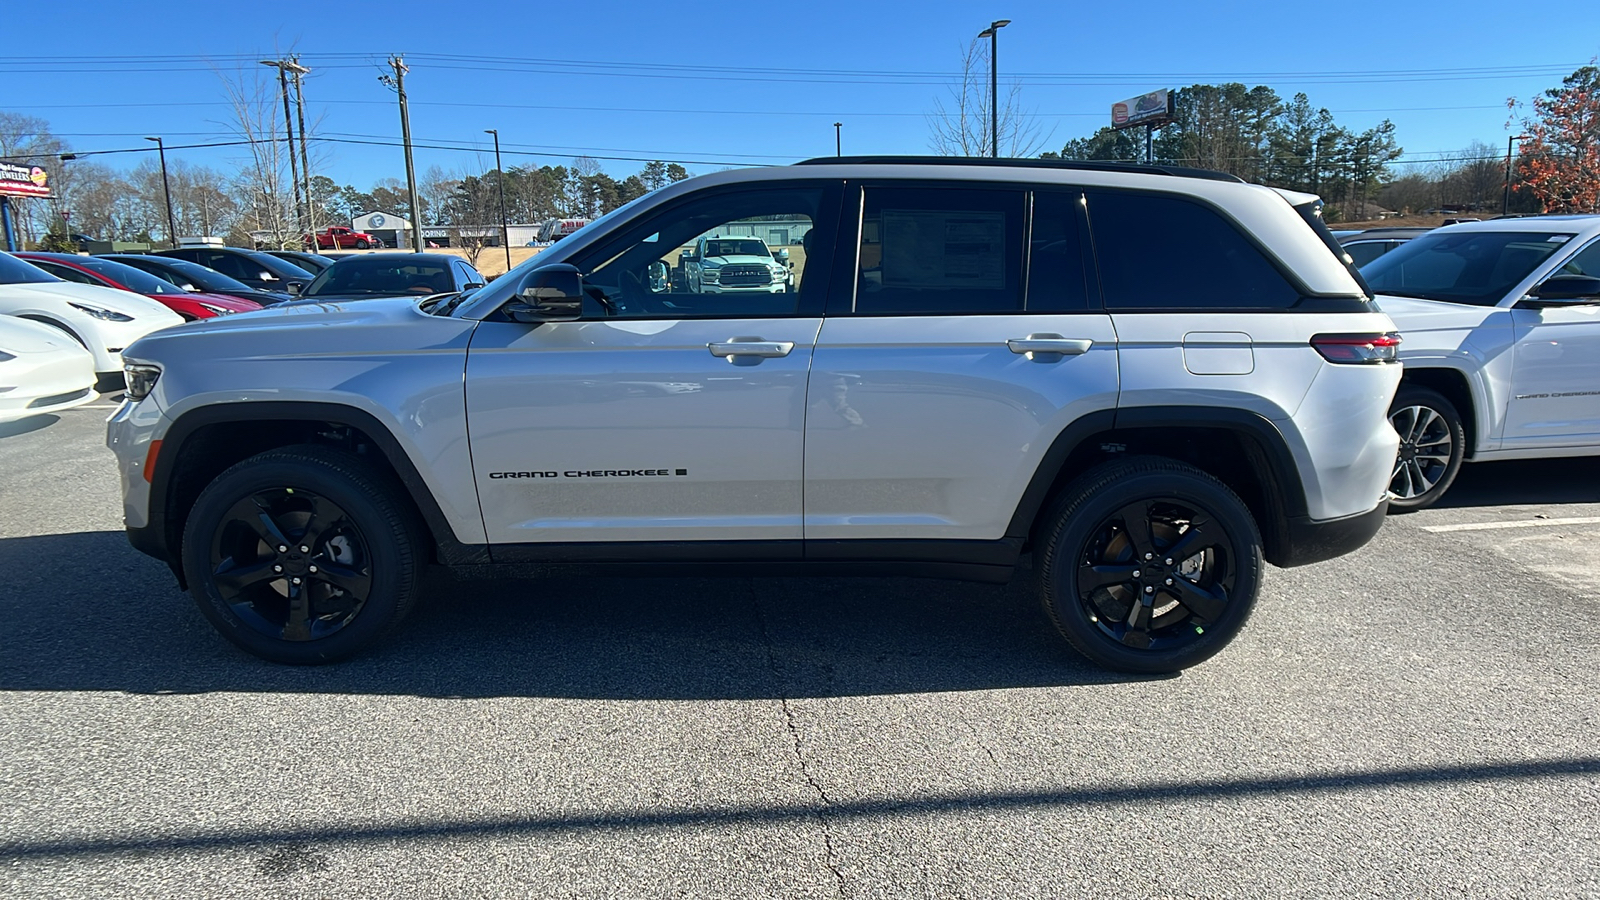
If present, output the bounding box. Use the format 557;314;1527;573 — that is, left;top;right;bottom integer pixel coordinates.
305;226;381;249
15;253;264;320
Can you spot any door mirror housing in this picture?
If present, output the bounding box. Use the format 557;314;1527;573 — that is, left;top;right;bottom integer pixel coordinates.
503;264;583;323
776;248;790;263
285;282;302;296
1524;274;1600;306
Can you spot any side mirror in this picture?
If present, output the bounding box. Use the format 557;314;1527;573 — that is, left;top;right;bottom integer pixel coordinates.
776;248;790;262
1524;274;1600;306
463;281;485;290
503;264;583;323
647;260;670;293
286;282;302;296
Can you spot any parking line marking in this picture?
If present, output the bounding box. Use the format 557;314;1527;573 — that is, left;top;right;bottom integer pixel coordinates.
1422;516;1600;533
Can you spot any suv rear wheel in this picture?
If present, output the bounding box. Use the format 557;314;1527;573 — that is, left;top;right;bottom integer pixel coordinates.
180;446;423;664
1036;457;1263;674
1386;385;1465;512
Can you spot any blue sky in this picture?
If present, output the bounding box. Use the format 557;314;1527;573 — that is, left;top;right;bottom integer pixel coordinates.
6;0;1600;189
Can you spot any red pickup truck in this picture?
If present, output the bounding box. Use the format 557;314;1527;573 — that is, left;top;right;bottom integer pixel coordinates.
304;226;381;249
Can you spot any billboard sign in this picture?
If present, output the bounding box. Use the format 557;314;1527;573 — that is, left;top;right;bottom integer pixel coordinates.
0;162;51;198
1111;90;1173;130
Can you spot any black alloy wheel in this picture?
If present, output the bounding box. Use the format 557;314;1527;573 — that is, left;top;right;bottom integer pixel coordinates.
182;446;422;664
1038;458;1262;673
1385;385;1465;512
209;488;372;643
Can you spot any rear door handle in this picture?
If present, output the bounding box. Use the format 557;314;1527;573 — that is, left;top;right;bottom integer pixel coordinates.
1007;334;1093;356
708;338;795;359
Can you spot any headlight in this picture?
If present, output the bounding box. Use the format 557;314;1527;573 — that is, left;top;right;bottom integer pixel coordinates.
197;303;234;316
68;302;135;323
124;364;161;401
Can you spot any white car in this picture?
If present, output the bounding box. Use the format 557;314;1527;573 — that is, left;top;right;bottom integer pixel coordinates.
1364;216;1600;509
0;253;183;375
0;315;98;423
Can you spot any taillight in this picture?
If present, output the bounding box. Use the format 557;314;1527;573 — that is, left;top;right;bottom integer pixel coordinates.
1311;332;1401;364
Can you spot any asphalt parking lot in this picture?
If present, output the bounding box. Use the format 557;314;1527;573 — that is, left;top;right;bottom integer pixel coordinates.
1;403;1597;898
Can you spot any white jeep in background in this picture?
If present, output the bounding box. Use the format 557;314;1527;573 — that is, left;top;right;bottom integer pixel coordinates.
109;157;1402;673
1362;216;1600;510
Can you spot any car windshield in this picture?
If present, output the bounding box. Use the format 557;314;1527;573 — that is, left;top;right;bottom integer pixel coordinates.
303;257;454;297
70;257;184;295
1363;231;1574;306
704;240;770;258
0;252;64;285
115;256;256;294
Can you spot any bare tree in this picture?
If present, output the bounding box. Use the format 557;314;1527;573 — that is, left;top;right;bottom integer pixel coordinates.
215;63;296;248
927;39;1047;158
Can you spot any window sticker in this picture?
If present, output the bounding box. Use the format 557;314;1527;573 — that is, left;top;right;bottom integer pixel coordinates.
880;210;1005;290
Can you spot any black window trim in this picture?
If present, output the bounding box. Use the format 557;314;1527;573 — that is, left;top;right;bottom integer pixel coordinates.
1082;185;1375;314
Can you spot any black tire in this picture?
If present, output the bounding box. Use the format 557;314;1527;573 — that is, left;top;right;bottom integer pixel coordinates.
181;446;424;664
1036;456;1264;674
355;239;370;249
1386;385;1465;512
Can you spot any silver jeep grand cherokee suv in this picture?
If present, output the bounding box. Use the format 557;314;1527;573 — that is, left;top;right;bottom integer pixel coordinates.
109;157;1402;673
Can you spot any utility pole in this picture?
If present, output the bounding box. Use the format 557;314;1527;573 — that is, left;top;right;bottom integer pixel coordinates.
262;59;304;244
381;56;423;250
484;128;511;271
286;57;319;254
1503;133;1530;215
834;122;842;156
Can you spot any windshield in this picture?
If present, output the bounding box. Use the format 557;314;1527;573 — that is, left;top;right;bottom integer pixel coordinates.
303;257;454;297
116;256;256;293
71;257;184;295
1363;231;1574;306
0;252;64;285
703;239;770;258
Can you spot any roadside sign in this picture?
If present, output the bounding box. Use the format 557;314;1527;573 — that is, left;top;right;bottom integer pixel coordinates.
0;162;51;198
1111;90;1173;130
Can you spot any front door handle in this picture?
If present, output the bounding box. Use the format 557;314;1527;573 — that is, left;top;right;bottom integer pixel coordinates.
708;338;795;359
1007;334;1093;356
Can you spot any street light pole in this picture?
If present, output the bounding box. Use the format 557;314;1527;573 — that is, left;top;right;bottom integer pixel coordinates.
485;129;511;272
977;19;1010;158
834;122;842;157
1503;133;1530;215
144;137;178;249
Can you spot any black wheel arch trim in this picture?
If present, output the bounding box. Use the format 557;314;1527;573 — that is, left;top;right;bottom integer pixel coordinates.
136;401;490;585
1005;406;1310;535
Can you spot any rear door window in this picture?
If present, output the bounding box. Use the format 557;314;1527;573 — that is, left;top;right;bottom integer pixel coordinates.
1027;191;1092;312
853;186;1024;315
1086;191;1301;310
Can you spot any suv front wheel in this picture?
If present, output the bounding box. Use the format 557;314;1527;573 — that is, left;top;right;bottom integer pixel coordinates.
181;446;424;664
1036;458;1263;674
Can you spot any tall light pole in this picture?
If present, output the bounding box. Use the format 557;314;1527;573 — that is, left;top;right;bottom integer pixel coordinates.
977;19;1010;158
380;56;423;250
484;129;511;271
144;137;178;249
261;59;304;242
1503;133;1531;215
834;122;842;157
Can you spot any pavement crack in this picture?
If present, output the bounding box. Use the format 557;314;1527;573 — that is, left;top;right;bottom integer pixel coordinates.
749;581;849;899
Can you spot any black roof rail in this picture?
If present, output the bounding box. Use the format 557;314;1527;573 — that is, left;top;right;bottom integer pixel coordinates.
793;155;1244;183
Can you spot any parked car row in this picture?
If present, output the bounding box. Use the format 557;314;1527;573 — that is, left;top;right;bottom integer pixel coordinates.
1;246;488;409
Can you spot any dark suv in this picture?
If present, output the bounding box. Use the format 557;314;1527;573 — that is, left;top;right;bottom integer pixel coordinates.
157;247;315;294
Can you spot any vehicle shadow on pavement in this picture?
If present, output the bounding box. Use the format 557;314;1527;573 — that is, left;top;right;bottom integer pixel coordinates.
1425;457;1600;509
0;531;1141;699
0;415;61;439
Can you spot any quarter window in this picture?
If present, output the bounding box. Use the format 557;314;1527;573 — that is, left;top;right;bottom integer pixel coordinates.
1087;191;1301;310
854;187;1024;315
1558;240;1600;277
